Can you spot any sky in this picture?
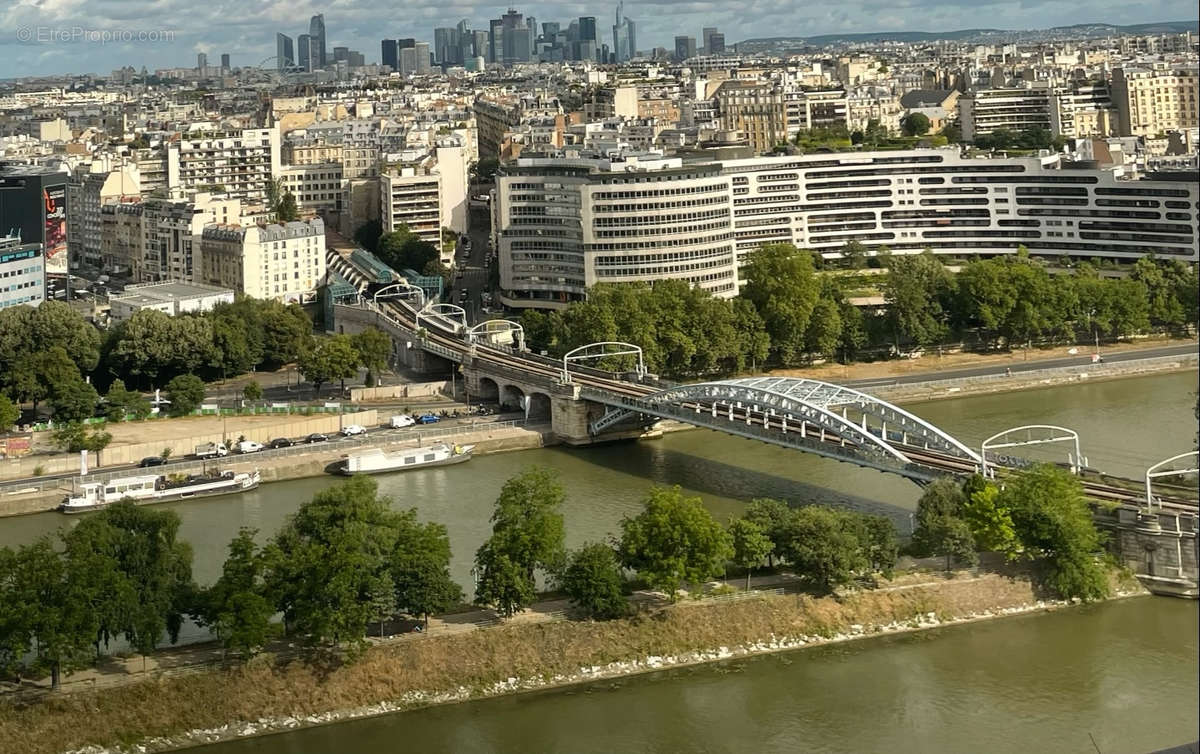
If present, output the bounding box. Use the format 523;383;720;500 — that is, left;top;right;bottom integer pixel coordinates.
0;0;1195;79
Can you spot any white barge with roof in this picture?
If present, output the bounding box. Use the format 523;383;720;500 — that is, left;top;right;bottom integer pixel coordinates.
339;443;474;475
60;469;261;513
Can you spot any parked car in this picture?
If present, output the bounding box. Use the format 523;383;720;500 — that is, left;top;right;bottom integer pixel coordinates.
138;456;167;468
389;414;416;428
341;424;367;437
268;437;294;449
306;433;329;443
417;414;441;424
237;440;264;454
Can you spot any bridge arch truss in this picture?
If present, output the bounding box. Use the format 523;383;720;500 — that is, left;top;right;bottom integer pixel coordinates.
587;377;981;480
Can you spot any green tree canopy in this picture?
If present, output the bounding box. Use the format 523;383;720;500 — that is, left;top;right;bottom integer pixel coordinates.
773;506;868;593
0;394;17;430
883;251;953;350
103;379;151;421
741;244;823;366
1001;465;1109;601
389;512;462;624
165;374;207;417
351;328;392;385
728;518;774;590
911;478;978;571
197;528;275;656
299;334;360;397
900;112;931;136
617;486;733;601
560;543;628;620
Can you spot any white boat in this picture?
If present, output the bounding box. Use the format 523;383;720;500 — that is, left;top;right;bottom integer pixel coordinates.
339;443;475;475
60;469;261;513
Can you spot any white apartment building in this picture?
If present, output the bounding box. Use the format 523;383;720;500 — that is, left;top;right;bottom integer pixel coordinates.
108;281;235;322
199;217;326;303
959;84;1054;141
494;149;1197;308
783;89;851;136
380;168;442;243
278;162;344;214
494;154;739;309
1051;84;1117;138
167;127;281;203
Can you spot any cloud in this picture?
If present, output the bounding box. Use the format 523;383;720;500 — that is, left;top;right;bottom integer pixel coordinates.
0;0;1194;77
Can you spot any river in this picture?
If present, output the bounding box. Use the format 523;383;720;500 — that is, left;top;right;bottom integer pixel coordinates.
1;371;1196;753
198;596;1199;754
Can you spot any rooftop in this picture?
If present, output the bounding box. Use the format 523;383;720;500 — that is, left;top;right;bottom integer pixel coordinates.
111;280;234;304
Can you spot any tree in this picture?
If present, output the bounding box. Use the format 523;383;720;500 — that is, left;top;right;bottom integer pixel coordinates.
911;478;978;571
165;374;206;417
389;513;462;625
728;519;774;590
900;112;931;136
805;297;843;361
856;515;900;577
617;486;733;601
473;467;566;616
1;539;97;689
64;502;193;658
103;310;178;388
741;244;822;366
1001;465;1109;602
264;476;401;652
560;543;628;620
51;422;112;463
354;220;384;254
0;394;19;431
352;328;392;386
773;506;867;593
49;379;100;423
259;303;313;367
103;379;151;421
298;335;360;397
198;528;275;657
840;240;868;269
960;475;1019;556
883;251;953;350
242;380;263;401
742;498;791;566
276;192;300;222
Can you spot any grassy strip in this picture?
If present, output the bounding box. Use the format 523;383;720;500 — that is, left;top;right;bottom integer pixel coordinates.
0;572;1125;754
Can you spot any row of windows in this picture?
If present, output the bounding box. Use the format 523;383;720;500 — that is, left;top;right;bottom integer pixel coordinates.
586;234;735;252
595;257;732;278
593;219;731;239
591;195;729;213
592;183;729;201
592;207;729;227
594;247;734;266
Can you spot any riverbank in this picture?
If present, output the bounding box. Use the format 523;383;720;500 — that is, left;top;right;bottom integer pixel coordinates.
0;424;554;518
0;568;1144;754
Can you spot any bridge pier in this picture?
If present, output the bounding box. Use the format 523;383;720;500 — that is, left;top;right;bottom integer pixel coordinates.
1096;507;1199;598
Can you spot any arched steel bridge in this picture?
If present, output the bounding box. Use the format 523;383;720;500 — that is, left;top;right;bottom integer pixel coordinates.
584;377;982;482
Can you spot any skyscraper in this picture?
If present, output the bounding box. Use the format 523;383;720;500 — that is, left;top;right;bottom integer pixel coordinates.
333;46;349;62
197;52;207;71
578;16;597;43
612;2;636;62
434;27;457;65
381;39;398;70
276;33;294;70
297;33;311;71
702;27;717;54
709;33;725;55
220;53;231;70
308;14;327;68
415;42;432;74
674;35;696;61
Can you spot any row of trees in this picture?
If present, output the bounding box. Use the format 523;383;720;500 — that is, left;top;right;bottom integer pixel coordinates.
1;463;1114;687
911;465;1110;601
521;245;1197;375
0;292;396;424
470;467;901;619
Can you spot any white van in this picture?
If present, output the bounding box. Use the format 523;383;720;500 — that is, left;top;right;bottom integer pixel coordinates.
390;414;416;428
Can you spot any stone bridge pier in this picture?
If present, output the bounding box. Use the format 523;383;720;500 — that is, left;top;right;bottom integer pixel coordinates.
1096;507;1199;598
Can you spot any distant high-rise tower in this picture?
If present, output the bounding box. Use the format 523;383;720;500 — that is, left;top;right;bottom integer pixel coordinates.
297;33;312;71
308;14;327;68
220;53;231;71
196;52;207;71
708;33;725;55
381;39;398;70
612;1;636;62
702;27;718;54
674;35;696;61
276;33;294;70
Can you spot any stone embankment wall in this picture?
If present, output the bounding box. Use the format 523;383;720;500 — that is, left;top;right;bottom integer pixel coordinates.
870;353;1198;404
349;381;453;402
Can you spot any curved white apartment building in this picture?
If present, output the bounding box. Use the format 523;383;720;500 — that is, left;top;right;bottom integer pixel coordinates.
496;148;1197;308
496;156;738;308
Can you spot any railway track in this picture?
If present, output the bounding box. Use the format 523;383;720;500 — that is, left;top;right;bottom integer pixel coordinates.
336;253;1196;514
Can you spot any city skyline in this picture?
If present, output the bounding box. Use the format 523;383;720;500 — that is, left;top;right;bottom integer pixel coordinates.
2;1;1196;78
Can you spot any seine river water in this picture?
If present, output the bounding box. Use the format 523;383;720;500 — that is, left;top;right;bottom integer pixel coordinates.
1;371;1197;752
